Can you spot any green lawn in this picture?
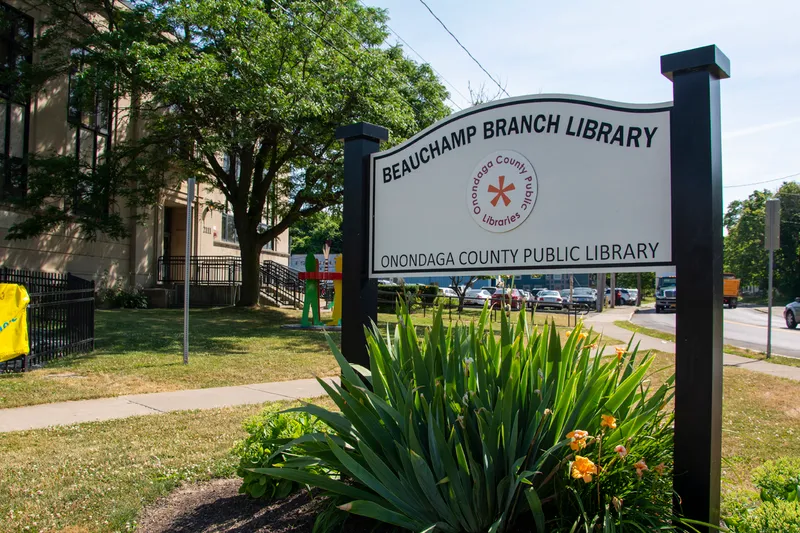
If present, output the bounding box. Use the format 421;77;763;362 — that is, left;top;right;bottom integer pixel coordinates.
0;306;592;409
0;307;340;409
1;354;798;532
0;400;330;533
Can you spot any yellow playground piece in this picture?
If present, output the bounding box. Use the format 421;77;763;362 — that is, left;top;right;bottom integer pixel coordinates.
0;283;31;362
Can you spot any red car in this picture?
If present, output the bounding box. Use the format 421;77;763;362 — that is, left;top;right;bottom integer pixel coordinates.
491;288;524;310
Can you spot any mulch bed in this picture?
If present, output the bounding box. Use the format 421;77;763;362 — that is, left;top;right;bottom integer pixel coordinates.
137;478;537;532
136;479;388;533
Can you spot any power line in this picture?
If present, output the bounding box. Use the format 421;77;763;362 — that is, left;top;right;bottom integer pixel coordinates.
724;172;800;189
305;0;462;111
417;0;510;98
355;0;469;105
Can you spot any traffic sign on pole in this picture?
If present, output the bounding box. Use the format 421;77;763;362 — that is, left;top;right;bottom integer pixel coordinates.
766;198;780;359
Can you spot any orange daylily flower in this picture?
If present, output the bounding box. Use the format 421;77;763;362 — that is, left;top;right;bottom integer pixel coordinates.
634;459;648;478
565;331;572;337
571;455;598;483
615;347;627;360
601;414;617;429
566;429;589;451
578;332;588;341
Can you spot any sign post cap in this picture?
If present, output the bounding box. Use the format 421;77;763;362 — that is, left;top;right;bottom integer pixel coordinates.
661;45;730;81
336;122;389;142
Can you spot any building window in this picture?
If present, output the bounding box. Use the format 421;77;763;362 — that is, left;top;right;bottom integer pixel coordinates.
221;204;238;243
68;49;112;212
0;2;33;199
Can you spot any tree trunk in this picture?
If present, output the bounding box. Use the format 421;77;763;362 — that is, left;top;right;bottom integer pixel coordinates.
237;235;262;307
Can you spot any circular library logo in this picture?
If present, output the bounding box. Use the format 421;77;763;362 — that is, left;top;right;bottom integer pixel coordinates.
466;150;537;233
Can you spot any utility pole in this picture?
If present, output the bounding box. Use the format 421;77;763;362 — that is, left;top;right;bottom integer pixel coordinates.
637;273;642;306
766;198;780;359
610;273;616;308
596;273;605;312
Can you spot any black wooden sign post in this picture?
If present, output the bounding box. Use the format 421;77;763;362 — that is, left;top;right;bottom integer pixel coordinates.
662;45;730;529
335;122;388;368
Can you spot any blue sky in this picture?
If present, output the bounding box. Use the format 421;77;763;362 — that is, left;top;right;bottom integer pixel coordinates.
369;0;800;208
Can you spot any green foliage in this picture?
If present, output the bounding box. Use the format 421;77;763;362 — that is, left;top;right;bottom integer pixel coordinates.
15;0;451;305
97;283;148;309
724;183;800;298
613;272;655;297
376;283;438;312
234;409;330;500
290;210;343;255
753;457;800;503
724;458;800;533
255;306;683;532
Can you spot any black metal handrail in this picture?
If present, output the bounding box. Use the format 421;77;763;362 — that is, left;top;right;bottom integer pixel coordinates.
260;260;302;308
157;255;242;286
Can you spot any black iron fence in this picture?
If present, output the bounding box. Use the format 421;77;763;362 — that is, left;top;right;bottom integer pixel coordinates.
157;255;242;286
0;268;95;372
260;260;303;308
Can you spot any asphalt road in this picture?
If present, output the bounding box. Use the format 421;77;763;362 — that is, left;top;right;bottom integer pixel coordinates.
631;306;800;358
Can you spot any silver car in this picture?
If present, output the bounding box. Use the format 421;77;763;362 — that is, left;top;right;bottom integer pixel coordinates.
785;298;800;329
464;288;492;306
536;290;564;310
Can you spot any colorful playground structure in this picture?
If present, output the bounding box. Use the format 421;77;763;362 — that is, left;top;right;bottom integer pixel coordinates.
298;252;343;327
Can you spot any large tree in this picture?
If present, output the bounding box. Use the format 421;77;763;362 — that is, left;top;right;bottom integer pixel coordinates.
723;183;800;299
289;209;342;255
723;189;772;291
9;0;450;305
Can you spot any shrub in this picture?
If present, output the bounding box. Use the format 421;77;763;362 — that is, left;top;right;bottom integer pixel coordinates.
753;457;800;502
234;409;330;499
377;284;438;312
255;306;681;532
724;458;800;533
727;500;800;533
97;282;148;309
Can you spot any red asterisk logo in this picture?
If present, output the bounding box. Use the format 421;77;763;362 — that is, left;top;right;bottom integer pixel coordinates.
488;175;515;207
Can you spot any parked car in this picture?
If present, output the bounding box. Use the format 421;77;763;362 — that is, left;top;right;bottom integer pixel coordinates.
569;287;597;309
627;288;639;305
491;288;524;310
464;288;492;307
521;290;537;309
438;287;458;299
483;286;498;295
785;297;800;329
560;289;572;308
536;290;564;310
605;287;635;305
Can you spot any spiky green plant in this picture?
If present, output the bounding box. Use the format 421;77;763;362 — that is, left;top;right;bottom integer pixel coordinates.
255;305;679;532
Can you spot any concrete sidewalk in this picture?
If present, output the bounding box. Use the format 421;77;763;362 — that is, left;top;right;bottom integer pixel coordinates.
0;377;335;433
585;307;800;382
4;310;800;434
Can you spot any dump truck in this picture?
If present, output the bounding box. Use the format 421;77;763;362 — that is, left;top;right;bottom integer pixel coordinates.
723;273;740;309
655;272;676;313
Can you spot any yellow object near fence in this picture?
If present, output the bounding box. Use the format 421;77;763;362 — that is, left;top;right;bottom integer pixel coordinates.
0;283;30;362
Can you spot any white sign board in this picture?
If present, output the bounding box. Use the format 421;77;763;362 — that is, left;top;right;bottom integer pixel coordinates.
369;94;672;278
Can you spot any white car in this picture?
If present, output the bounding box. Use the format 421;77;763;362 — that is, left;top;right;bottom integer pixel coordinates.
536;290;564;310
464;288;492;306
438;287;458;299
